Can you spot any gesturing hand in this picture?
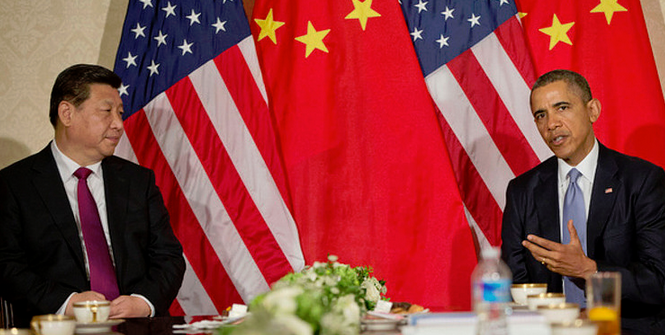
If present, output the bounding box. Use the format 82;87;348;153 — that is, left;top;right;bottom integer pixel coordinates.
522;219;597;279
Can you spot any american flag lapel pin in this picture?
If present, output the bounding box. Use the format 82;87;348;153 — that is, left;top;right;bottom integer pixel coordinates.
605;187;613;194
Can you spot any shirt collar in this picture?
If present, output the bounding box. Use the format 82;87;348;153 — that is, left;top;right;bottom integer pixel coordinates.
557;138;599;185
51;141;103;180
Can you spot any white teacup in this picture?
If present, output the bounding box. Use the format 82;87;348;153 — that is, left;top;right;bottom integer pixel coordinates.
30;314;76;335
510;283;547;305
72;300;111;323
537;303;580;323
551;319;598;335
526;292;565;311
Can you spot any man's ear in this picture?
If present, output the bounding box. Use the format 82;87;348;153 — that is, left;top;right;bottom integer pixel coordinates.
58;101;75;127
587;98;601;123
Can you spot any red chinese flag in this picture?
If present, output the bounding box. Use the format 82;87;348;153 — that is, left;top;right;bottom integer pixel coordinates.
251;0;477;310
516;0;665;168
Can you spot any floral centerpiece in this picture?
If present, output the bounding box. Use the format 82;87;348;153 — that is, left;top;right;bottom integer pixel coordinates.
218;255;387;335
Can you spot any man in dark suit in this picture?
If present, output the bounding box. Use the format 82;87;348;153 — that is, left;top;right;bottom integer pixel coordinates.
502;69;665;334
0;64;185;326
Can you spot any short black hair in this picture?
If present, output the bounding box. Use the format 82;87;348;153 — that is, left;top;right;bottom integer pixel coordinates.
531;69;592;103
49;64;122;127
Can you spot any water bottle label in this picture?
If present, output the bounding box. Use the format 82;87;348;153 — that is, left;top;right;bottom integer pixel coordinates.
482;279;511;303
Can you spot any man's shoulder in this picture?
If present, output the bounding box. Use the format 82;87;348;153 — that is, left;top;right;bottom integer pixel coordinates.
102;155;155;179
509;155;558;189
600;145;665;177
0;145;52;179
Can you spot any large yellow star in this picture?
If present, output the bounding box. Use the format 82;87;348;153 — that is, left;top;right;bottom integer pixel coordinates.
254;8;285;44
590;0;627;25
295;21;331;58
539;14;575;50
345;0;381;31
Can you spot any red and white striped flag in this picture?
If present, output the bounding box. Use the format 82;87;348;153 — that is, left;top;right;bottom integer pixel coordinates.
112;0;304;315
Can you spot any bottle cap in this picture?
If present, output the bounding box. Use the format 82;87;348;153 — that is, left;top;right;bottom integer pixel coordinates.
481;246;500;259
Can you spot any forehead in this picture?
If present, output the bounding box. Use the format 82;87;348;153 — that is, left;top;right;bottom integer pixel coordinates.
531;81;581;107
87;83;122;104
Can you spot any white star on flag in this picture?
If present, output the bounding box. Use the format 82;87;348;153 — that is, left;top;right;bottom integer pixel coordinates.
186;9;201;25
147;60;160;76
212;18;227;33
411;27;423;41
154;31;168;46
122;52;137;68
178;39;193;55
131;23;146;38
436;34;449;48
441;6;454;20
415;0;428;13
162;2;177;18
468;13;481;27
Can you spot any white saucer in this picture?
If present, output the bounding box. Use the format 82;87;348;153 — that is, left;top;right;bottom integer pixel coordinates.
361;318;404;331
75;319;124;334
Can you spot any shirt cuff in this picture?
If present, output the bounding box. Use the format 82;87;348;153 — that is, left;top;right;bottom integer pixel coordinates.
56;293;77;315
131;294;155;317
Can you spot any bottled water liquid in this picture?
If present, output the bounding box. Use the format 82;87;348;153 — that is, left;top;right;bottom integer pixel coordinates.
471;247;512;335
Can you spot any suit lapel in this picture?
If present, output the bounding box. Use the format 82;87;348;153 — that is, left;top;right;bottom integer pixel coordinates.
535;158;560;243
32;145;86;271
587;144;619;258
102;157;129;283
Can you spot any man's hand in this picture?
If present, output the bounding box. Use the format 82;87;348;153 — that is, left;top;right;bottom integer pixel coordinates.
65;291;106;316
109;295;151;318
522;219;597;278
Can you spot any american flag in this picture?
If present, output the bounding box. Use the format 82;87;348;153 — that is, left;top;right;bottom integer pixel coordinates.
112;0;304;315
400;0;551;247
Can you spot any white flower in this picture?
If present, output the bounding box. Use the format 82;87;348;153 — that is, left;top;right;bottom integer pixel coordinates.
261;286;303;315
361;278;381;304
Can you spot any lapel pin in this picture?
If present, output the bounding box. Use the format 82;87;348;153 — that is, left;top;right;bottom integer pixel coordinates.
605;188;613;194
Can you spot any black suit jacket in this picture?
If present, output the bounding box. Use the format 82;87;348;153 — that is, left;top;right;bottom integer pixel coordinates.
0;144;185;326
502;143;665;334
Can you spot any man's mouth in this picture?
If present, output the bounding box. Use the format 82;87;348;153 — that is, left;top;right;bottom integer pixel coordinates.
551;135;566;146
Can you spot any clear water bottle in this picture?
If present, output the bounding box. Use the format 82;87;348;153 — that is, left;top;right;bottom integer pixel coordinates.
471;246;512;335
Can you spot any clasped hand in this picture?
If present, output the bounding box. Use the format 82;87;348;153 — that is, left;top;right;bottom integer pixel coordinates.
522;219;597;279
66;292;150;318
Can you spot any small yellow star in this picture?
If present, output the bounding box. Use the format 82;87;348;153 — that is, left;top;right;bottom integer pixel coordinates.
518;12;527;19
295;21;330;58
345;0;381;31
539;14;575;50
590;0;627;25
254;8;285;44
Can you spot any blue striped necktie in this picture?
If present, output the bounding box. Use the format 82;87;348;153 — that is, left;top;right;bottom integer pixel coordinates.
562;168;586;307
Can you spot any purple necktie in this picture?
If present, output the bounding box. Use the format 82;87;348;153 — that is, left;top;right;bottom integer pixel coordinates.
562;168;586;307
74;167;120;300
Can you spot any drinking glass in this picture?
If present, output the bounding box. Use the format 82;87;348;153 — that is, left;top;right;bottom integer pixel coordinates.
586;272;621;335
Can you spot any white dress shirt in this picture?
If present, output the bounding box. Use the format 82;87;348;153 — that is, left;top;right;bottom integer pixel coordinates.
50;141;155;316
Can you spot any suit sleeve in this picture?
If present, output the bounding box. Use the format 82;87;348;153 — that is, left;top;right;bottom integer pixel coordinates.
596;166;665;305
123;170;185;315
501;179;530;283
0;172;75;315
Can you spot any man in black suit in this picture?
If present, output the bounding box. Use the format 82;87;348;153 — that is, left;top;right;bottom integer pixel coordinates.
502;69;665;334
0;64;185;326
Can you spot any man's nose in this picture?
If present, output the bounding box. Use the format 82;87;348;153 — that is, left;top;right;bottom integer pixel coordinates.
111;110;124;130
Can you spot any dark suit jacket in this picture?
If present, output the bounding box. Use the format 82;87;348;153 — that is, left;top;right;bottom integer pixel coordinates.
0;144;185;327
501;143;665;334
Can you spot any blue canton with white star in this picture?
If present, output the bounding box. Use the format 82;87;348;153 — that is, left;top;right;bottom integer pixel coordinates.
113;0;250;119
400;0;517;76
